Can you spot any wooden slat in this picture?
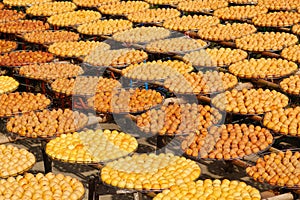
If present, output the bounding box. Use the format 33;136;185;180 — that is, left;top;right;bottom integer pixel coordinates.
107;67;122;74
128;114;137;122
268;147;281;153
262;193;293;200
251;79;280;90
0;134;25;144
261;51;281;58
250;115;263;122
218;41;236;48
131;43;145;50
163;97;187;105
231;159;252;168
186;31;198;38
197;95;211;103
101;35;111;40
276;27;291;32
173;55;185;62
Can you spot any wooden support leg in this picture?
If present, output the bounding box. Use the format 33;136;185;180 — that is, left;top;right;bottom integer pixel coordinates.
110;71;116;79
156;135;165;154
41;140;52;173
41;82;46;94
61;94;65;109
95;178;115;200
88;175;96;200
224;160;235;173
133;192;142;200
25;78;30;92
